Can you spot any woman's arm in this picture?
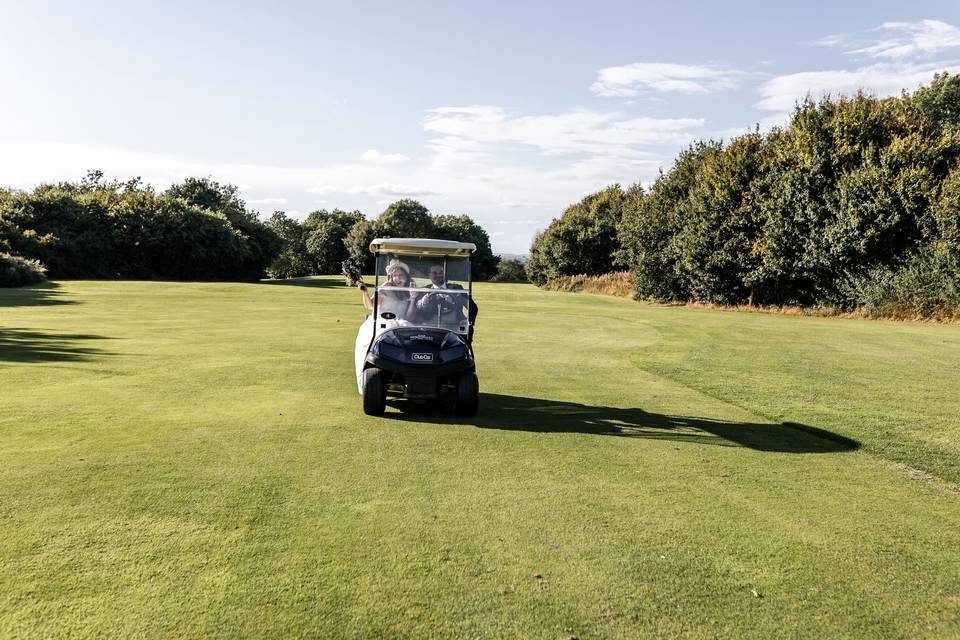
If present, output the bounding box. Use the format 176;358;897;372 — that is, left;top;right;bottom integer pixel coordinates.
403;289;419;320
358;282;373;311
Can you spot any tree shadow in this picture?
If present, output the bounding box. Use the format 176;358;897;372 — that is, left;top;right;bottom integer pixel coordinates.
0;282;78;307
0;328;111;363
388;393;860;454
258;277;346;289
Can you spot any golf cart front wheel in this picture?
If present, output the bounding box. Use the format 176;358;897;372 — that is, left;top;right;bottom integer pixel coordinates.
454;371;479;417
362;367;387;415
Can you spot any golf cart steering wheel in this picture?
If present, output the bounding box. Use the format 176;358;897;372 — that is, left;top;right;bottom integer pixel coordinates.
437;293;457;313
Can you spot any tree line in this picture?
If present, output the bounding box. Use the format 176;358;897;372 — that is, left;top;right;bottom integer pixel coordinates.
266;199;500;280
0;174;500;283
526;73;960;315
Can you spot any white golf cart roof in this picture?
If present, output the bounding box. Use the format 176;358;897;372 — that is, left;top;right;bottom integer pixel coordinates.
369;237;476;256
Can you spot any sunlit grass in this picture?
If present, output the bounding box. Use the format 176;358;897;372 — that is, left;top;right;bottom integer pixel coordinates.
1;278;958;638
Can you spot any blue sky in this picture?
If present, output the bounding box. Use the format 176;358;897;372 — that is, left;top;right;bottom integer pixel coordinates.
2;1;960;253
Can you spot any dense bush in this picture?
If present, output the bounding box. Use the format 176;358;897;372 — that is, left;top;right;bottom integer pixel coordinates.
266;209;364;278
526;185;629;285
535;72;960;317
839;248;960;318
491;257;528;282
0;172;281;281
165;177;282;281
344;218;378;275
0;252;47;287
265;211;313;279
304;209;365;274
1;178;501;283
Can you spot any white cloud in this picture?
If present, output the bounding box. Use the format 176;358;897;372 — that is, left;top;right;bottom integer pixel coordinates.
759;19;960;124
364;182;437;196
493;218;546;225
360;149;410;164
817;19;960;60
496;201;545;209
0;98;698;255
590;62;744;97
814;33;848;48
247;197;288;205
306;185;341;194
424;105;703;157
756;61;960;114
307;182;438;197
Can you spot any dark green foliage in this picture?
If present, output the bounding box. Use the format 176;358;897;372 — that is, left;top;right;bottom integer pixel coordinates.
165;177;282;280
526;185;627;285
266;209;364;278
0;171;281;281
491;257;527;282
432;214;499;279
266;212;312;279
373;199;434;238
341;200;499;280
344;219;377;275
933;165;960;255
839;247;960;317
908;71;960;136
602;72;960;315
617;145;721;300
0;252;47;287
304;209;364;274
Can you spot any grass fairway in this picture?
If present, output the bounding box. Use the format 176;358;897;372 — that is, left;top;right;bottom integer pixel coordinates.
2;278;959;639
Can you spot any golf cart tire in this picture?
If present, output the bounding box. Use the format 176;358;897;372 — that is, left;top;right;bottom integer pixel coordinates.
362;368;387;416
454;371;479;417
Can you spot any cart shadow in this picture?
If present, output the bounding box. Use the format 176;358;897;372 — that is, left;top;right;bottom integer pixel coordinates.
0;282;79;307
388;393;860;454
0;328;112;363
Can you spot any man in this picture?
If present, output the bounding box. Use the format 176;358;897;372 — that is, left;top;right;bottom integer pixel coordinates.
415;262;479;337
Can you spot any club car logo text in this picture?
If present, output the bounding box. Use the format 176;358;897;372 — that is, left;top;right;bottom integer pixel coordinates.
412;353;433;362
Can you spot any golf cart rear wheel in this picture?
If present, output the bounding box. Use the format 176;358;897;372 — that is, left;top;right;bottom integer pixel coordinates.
454;371;479;417
362;368;387;416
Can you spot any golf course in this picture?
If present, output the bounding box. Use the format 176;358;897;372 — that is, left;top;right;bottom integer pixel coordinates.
2;278;959;639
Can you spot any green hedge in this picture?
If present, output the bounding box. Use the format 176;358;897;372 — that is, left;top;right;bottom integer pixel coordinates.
0;173;281;281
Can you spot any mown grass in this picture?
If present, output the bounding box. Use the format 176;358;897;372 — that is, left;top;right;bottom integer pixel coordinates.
1;278;959;639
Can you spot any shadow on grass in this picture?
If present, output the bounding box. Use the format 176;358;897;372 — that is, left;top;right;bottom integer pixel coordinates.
0;328;111;363
0;282;78;307
258;277;346;289
389;393;860;454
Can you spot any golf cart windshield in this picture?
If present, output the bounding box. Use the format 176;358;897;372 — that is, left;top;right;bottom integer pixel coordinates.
374;254;472;334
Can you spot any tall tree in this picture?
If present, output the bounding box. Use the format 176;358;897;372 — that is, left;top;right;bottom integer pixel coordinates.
432;214;500;279
373;199;435;238
303;209;364;274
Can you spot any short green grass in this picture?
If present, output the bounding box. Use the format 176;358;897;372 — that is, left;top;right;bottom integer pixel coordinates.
2;278;959;639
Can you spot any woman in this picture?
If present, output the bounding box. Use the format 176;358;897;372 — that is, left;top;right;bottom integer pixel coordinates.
357;258;418;321
354;259;418;392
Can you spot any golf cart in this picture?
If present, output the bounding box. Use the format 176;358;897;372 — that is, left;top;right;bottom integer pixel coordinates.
354;238;479;416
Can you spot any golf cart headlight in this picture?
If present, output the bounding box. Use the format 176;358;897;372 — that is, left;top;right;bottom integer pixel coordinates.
440;332;465;349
